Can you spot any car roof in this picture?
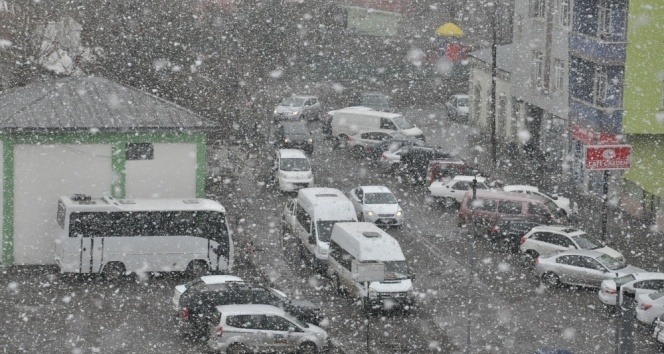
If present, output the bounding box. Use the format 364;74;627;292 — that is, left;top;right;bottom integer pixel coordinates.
529;225;584;236
200;275;245;285
278;149;308;159
215;304;286;316
472;190;546;202
358;186;392;193
503;185;540;193
452;175;486;183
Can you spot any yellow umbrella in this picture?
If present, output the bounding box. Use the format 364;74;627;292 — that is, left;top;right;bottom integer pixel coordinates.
435;22;464;37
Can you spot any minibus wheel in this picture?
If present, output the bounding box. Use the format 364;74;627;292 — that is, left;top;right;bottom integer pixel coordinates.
102;262;126;281
186;260;209;278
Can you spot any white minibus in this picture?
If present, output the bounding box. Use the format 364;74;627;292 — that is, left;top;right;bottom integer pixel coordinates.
55;194;233;279
330;108;425;142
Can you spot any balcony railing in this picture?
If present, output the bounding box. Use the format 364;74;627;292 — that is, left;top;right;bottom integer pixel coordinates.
569;32;626;65
569;97;623;134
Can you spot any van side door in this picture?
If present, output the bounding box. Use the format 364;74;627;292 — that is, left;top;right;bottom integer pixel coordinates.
294;205;314;255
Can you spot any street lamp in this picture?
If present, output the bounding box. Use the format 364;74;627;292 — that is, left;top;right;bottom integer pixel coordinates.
466;176;478;353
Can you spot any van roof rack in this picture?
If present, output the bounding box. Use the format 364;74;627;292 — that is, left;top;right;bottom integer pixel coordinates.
362;231;381;238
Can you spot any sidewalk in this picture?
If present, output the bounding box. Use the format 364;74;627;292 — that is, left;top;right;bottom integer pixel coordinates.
466;133;664;272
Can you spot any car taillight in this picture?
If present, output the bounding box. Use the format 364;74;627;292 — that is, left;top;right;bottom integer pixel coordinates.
603;287;617;295
217;326;224;337
535;257;540;264
490;226;499;234
641;303;653;311
520;237;527;244
381;155;387;160
181;308;189;321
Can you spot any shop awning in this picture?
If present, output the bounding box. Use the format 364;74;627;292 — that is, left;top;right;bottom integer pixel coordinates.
436;22;464;37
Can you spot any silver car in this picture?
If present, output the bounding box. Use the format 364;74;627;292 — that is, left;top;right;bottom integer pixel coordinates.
274;95;322;121
207;304;329;353
534;249;645;288
445;94;469;123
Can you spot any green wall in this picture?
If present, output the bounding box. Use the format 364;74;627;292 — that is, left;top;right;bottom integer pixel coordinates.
623;1;664;134
1;131;207;265
624;135;664;197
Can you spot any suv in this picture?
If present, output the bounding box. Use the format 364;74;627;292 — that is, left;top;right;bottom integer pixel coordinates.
519;225;625;266
179;282;322;335
487;217;542;253
275;121;314;154
399;146;455;185
273;95;322;121
207;304;329;353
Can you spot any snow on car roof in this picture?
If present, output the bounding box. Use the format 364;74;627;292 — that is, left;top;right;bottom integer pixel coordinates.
452;175;487;183
359;186;392;194
529;225;583;235
503;185;539;192
215;304;286;316
278;149;308;159
201;275;245;285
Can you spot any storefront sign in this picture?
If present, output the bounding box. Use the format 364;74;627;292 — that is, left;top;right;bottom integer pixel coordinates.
573;124;620;145
584;145;632;170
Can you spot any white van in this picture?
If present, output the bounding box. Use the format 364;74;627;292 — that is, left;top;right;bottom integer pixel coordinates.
327;222;415;312
281;188;358;270
330;108;425;142
274;149;314;192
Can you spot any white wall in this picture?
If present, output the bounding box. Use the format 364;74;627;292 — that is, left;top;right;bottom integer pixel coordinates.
13;144;113;265
125;143;197;198
469;62;514;142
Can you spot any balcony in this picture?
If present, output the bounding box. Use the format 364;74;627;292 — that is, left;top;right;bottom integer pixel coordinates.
569;98;623;134
569;32;626;65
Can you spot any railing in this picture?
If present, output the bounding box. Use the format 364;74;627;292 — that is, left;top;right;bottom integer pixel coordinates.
569;32;626;64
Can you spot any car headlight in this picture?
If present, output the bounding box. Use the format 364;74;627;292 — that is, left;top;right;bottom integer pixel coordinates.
284;139;291;144
273;109;278;115
368;289;379;299
396;210;402;216
366;211;375;216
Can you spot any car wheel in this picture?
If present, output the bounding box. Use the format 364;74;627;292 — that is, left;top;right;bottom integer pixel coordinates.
520;251;538;268
227;343;250;354
298;341;318;354
186;260;209;278
496;239;512;253
102;262;126;281
541;272;561;287
358;213;364;222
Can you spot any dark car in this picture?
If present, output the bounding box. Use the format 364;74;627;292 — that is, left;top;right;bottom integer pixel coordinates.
348;92;394;112
179;282;322;335
275;121;313;154
399;146;456;185
365;137;426;163
488;217;542;253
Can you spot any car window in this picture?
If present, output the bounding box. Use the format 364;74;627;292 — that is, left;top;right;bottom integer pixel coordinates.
549;234;573;247
527;203;551;217
614;274;637;287
380;118;397;130
497;201;522;215
453;182;469;191
227;314;267;329
557;255;583;267
571;235;601;250
266;315;299;332
649;292;664;300
280;158;310;172
457;97;469;107
529;232;548;242
597;254;627;271
476;182;489;190
472;198;497;211
634;280;664;290
580;256;605;270
364;192;397;204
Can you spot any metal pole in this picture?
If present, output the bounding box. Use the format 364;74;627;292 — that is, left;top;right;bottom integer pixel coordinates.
366;281;370;353
601;170;610;242
466;177;478;354
490;5;498;167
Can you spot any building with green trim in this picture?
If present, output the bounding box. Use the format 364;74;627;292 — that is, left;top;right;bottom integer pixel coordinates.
621;1;664;227
0;76;216;265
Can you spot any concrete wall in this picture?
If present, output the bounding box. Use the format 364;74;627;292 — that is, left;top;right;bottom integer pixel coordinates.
469;59;515;143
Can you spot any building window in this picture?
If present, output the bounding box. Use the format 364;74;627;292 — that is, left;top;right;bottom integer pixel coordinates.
531;51;544;88
558;0;570;27
593;69;608;105
552;59;565;92
597;0;611;37
530;0;546;18
126;143;154;160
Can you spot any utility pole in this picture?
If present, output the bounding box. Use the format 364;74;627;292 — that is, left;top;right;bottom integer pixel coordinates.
489;2;498;167
466;176;478;354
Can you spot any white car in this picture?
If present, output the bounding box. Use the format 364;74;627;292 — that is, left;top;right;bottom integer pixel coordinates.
519;225;624;266
348;186;404;227
428;175;489;207
378;148;402;172
273;149;314;192
503;185;574;216
636;291;664;325
445;94;469;122
273;95;322;121
171;275;244;312
598;272;664;307
346;130;396;156
654;314;664;344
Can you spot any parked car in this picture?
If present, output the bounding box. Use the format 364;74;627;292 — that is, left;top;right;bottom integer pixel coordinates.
273;95;322;121
348;186;404;226
503;185;575;216
636;291;664;325
379;148;403;173
346;130;397;156
272;149;314;192
533;249;645;288
322;106;375;137
599;272;664;306
274;121;314;154
179;282;323;335
488;217;543;253
348;91;394;112
428;175;489;208
458;190;565;231
445;94;469;122
399;146;455;185
172;275;245;312
519;225;623;267
206;304;329;353
653;313;664;345
425;159;474;185
365;136;425;163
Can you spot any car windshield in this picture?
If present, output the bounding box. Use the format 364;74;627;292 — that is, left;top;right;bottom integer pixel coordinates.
384;260;411;280
391;116;415;129
457;97;469;106
571;235;602;250
544;200;563;216
280;158;310;171
476;182;489;190
364;192;397;204
281;98;305;107
316;220;354;242
614;274;636;287
597;254;626;271
284;311;309;328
